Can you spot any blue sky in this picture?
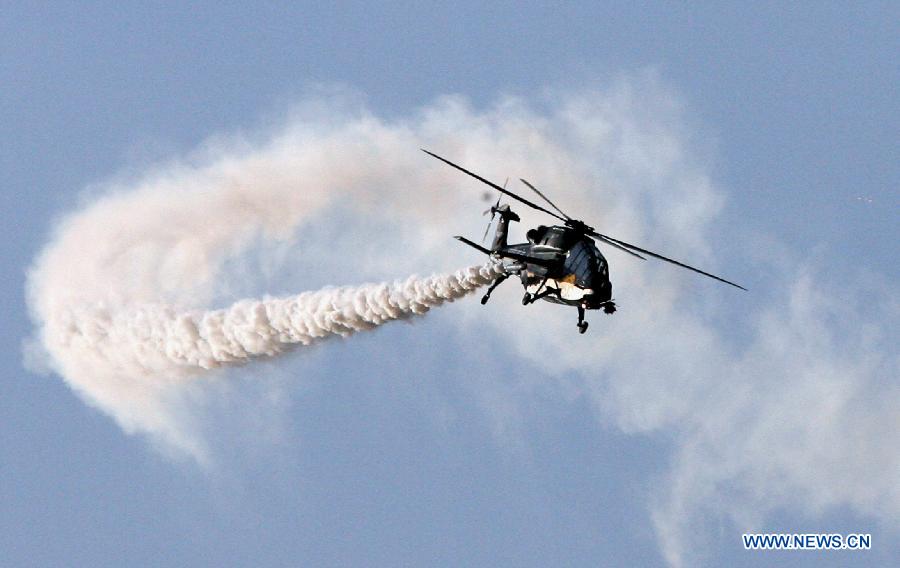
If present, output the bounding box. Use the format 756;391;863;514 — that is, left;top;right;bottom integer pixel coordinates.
3;3;898;567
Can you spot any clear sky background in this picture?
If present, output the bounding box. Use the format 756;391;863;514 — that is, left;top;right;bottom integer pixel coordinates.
2;3;898;567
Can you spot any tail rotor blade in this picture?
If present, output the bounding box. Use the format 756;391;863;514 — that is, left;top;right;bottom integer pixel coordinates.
481;192;503;243
481;216;493;243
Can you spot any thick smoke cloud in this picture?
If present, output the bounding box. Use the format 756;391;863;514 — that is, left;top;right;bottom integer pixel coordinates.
26;79;897;566
43;264;502;371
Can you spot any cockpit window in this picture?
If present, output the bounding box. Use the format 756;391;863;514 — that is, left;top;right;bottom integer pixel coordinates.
528;225;552;245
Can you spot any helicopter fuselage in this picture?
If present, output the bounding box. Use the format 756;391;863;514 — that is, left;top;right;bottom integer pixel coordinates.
502;225;612;309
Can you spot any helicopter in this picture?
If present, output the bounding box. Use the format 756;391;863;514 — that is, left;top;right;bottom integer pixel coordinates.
422;149;746;333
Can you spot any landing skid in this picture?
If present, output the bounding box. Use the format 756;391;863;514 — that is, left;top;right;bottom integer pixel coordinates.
516;282;618;334
522;288;559;305
577;306;588;333
522;279;560;305
577;300;615;334
481;273;510;305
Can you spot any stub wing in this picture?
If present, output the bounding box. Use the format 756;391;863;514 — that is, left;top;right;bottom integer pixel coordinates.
453;236;557;268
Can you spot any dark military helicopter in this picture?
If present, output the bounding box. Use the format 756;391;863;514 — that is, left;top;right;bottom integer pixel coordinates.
422;149;746;333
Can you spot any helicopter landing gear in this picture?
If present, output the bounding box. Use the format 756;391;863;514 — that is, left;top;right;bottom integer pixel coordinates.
577;305;589;334
481;273;509;305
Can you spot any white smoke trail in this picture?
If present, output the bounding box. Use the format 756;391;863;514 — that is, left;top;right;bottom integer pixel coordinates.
49;263;502;374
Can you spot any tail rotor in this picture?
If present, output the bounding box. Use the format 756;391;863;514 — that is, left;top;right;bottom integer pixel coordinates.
481;178;508;244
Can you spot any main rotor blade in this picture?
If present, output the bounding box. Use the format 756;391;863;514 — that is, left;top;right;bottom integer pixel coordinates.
519;178;571;220
422;149;567;222
589;230;747;290
589;234;646;260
